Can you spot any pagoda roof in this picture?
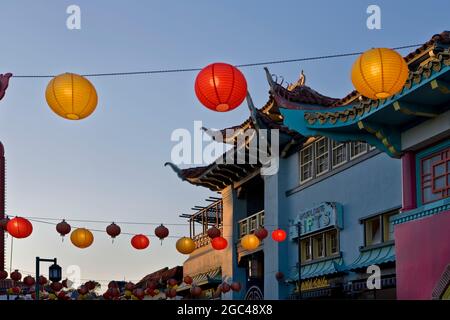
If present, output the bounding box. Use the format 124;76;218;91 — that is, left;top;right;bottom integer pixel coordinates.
278;31;450;158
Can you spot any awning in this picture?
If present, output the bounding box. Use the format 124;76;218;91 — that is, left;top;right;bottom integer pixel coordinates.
177;267;222;292
292;258;345;280
345;244;395;272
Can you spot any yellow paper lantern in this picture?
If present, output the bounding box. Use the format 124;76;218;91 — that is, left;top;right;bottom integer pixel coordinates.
351;48;409;100
176;237;196;255
70;228;94;249
240;234;260;251
45;73;98;120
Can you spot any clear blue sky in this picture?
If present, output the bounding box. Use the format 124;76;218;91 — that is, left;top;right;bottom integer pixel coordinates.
0;0;448;288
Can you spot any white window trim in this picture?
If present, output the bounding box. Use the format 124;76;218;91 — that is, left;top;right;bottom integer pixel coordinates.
315;137;330;177
332;142;348;169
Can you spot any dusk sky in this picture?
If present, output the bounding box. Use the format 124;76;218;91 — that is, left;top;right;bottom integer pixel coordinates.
0;0;448;288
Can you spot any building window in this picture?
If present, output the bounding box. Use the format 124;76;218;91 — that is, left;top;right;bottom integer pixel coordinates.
300;144;314;182
300;229;339;263
350;141;368;159
421;147;450;204
299;138;373;185
363;210;398;247
332;141;347;168
315;137;329;176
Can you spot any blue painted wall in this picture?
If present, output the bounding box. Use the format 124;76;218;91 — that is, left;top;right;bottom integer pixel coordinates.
263;151;402;299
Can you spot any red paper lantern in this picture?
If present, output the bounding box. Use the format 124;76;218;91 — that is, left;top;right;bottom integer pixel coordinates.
7;217;33;239
271;229;287;242
167;278;178;287
147;280;157;290
207;226;221;239
195;62;247;112
275;272;284;281
183;275;193;285
133;288;145;300
255;227;268;240
11;286;21;295
166;288;177;299
190;286;202;297
39;275;48;286
0;270;8;280
231;282;241;292
102;291;111;300
51;282;63;292
125;282;135;291
220;282;230;293
154;224;169;243
23;275;35;287
108;281;119;289
10;270;22;282
211;236;228;250
131;234;150;250
106;222;121;240
56;219;71;239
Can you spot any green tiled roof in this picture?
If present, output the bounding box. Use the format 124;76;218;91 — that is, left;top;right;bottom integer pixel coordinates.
346;244;395;271
292;258;344;280
176;267;222;292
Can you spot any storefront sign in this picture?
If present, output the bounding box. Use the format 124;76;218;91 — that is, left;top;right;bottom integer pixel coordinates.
300;277;330;291
291;202;343;238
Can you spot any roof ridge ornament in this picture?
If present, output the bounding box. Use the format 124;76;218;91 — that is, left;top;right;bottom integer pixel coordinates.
288;70;306;91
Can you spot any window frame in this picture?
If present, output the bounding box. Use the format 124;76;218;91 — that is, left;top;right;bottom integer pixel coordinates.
300;143;314;183
314;137;330;177
362;210;399;247
419;146;450;205
350;141;368;160
300;229;339;264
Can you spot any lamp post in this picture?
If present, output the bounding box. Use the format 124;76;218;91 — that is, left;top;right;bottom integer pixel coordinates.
35;257;62;300
296;222;302;300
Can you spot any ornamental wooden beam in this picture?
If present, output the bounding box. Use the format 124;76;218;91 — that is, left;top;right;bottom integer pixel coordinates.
393;101;438;118
357;120;401;157
431;79;450;94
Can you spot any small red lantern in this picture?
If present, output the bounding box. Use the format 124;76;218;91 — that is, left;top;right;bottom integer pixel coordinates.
39;275;48;286
102;291;111;300
154;224;169;244
255;227;268;240
275;272;284;281
0;217;10;231
167;278;178;287
211;236;228;250
220;282;231;293
207;226;221;239
0;270;8;280
166;288;177;299
108;281;118;289
11;286;21;295
190;286;202;297
195;62;247;112
7;217;33;239
147;280;157;290
131;234;150;250
23;275;35;287
183;275;193;285
51;282;63;292
231;282;241;292
133;288;145;300
271;229;287;242
56;219;71;240
125;282;135;291
10;270;22;282
106;222;121;241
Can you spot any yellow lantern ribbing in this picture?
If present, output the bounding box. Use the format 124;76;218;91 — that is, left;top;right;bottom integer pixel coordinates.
45;73;98;120
70;228;94;249
176;237;196;255
240;234;260;251
351;48;409;100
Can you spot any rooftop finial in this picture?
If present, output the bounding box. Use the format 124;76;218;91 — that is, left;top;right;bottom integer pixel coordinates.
288;69;306;91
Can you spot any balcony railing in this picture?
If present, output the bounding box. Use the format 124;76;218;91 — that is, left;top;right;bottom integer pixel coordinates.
237;210;264;239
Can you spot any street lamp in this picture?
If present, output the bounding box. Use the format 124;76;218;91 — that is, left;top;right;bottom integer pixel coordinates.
35;257;62;300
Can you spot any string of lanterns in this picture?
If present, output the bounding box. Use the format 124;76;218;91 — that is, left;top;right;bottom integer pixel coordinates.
0;215;290;254
13;46;408;122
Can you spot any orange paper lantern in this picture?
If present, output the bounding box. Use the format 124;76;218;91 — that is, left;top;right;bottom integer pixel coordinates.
70;228;94;249
351;48;409;100
176;237;196;255
195;62;247;112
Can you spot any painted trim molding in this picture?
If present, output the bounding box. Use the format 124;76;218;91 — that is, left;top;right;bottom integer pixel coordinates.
392;197;450;225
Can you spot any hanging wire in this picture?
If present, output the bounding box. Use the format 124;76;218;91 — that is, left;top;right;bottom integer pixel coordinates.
11;44;422;79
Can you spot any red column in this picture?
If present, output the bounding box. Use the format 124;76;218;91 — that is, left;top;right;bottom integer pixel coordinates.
401;151;417;211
